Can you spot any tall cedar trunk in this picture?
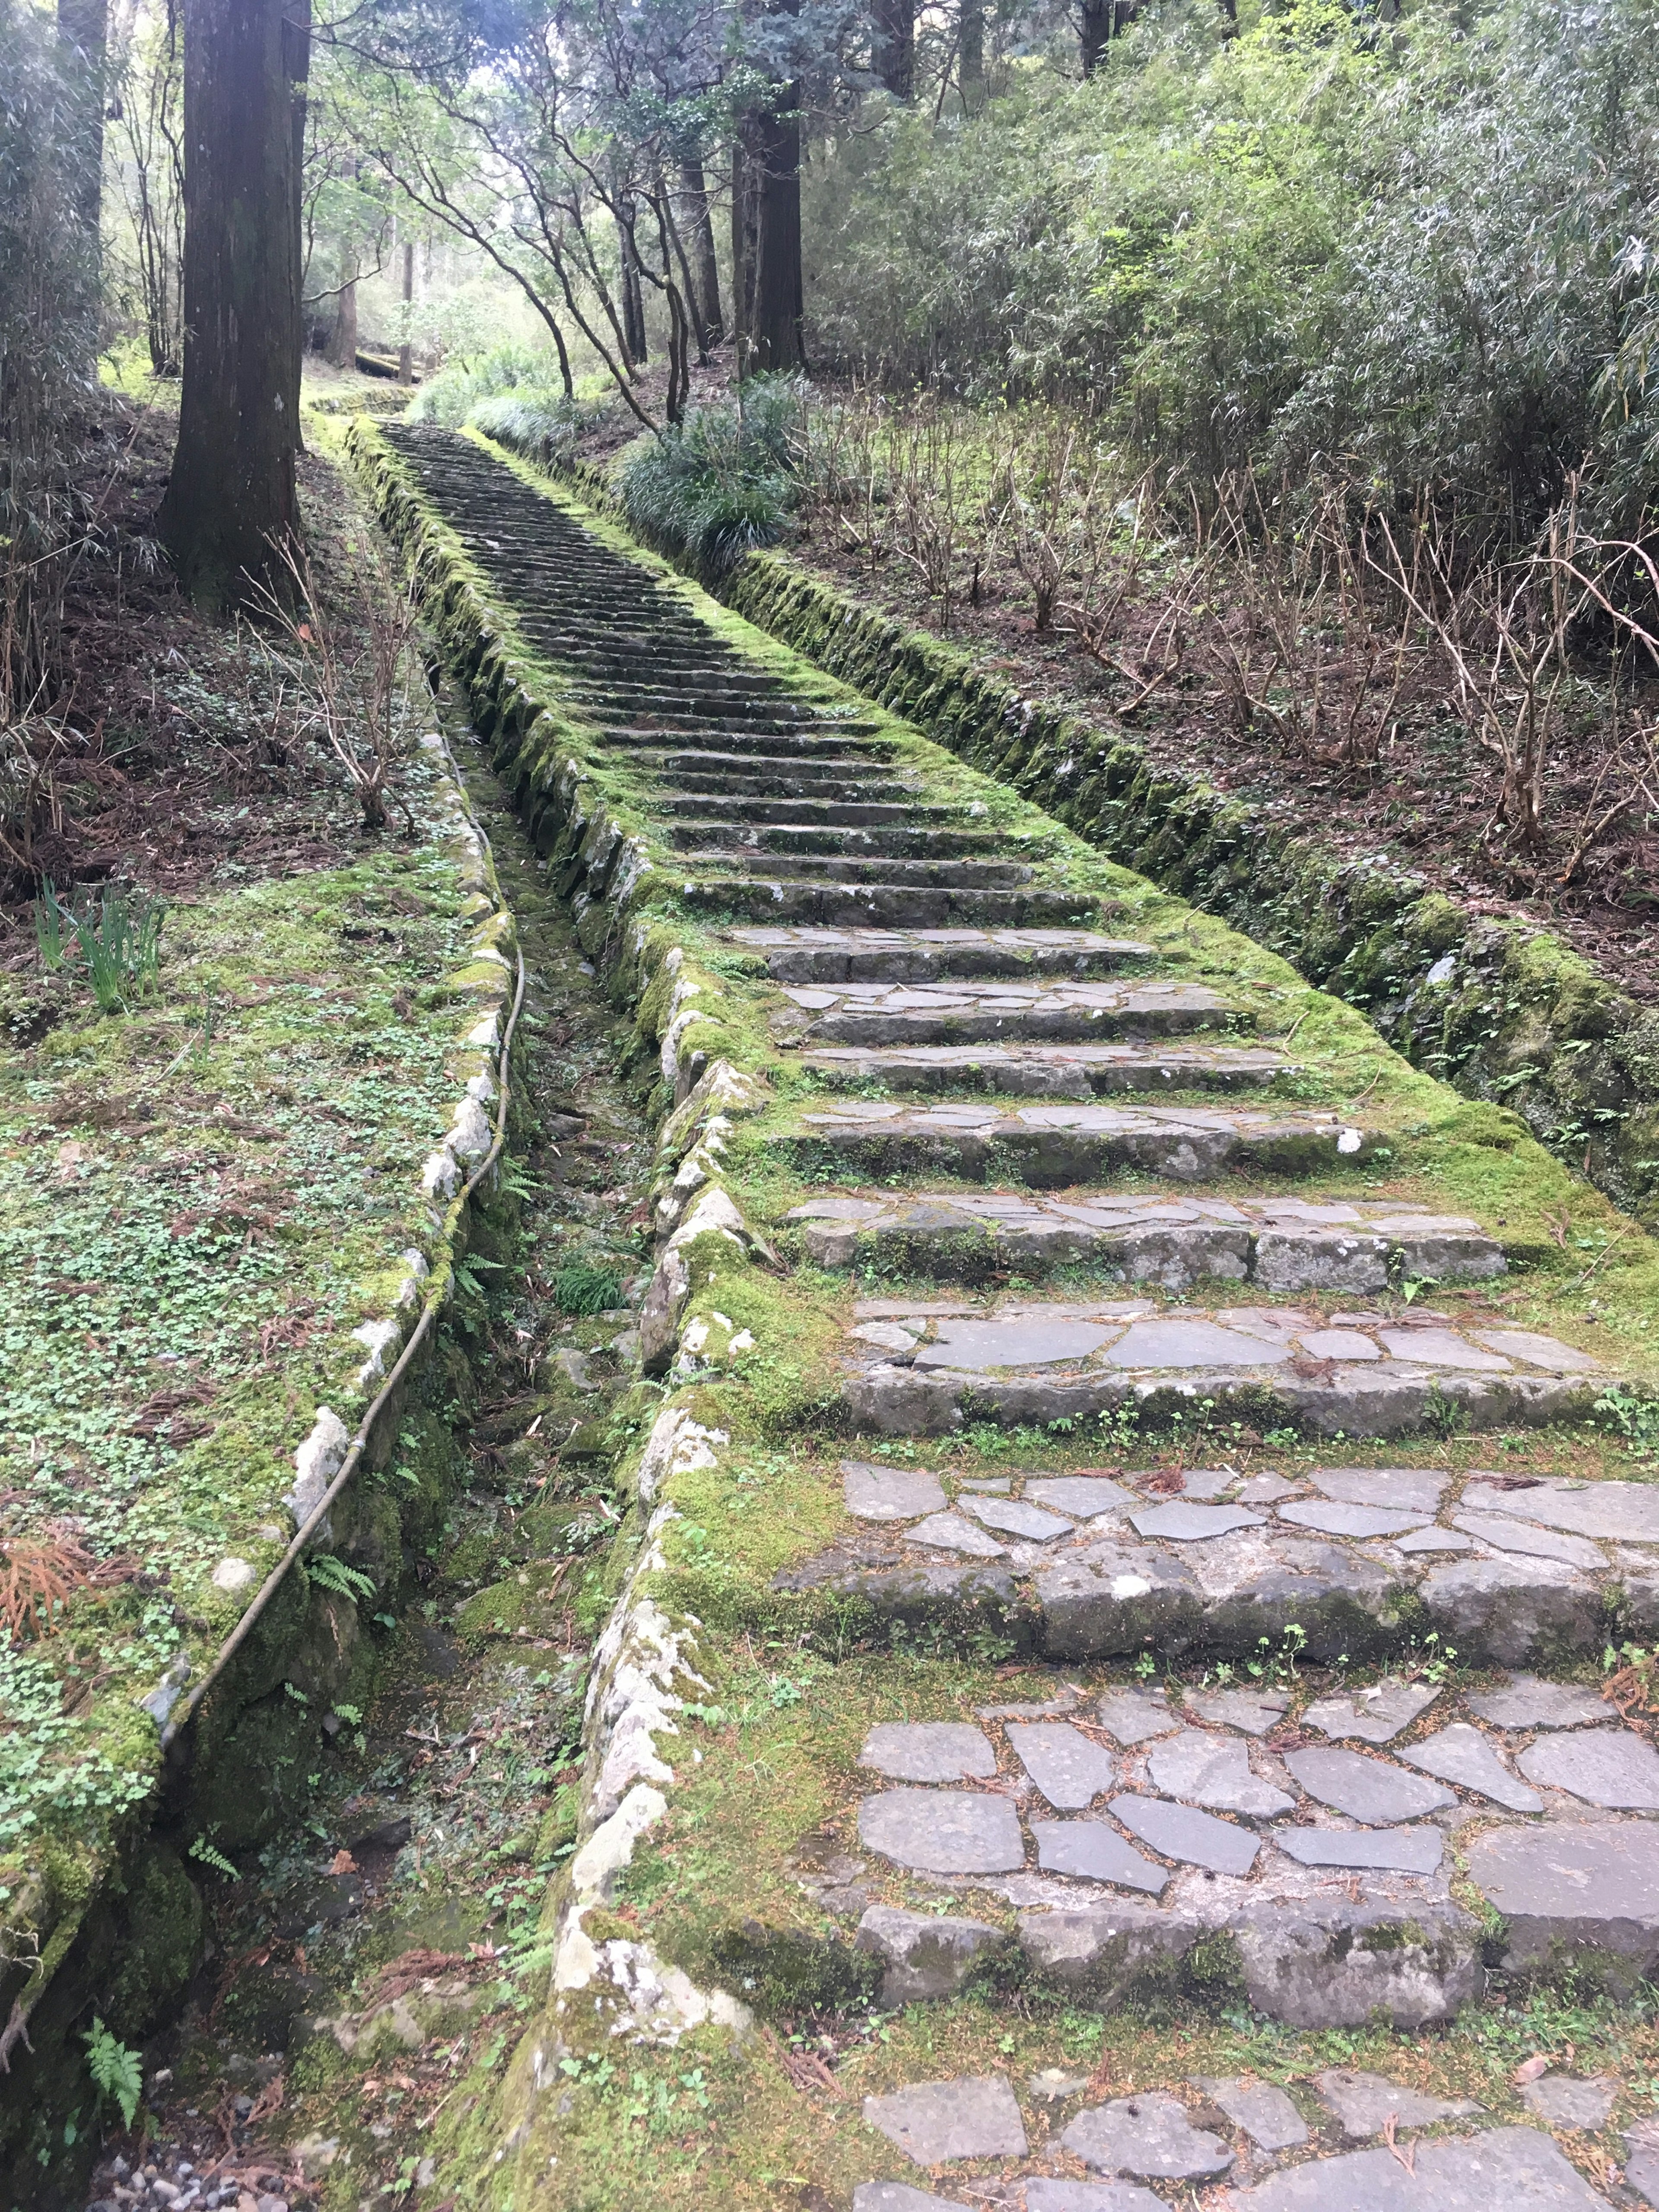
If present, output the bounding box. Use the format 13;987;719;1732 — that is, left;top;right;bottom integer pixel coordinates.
397;237;413;382
1079;0;1137;74
326;255;358;368
735;98;803;374
57;0;109;248
872;0;915;99
959;0;985;109
161;0;299;607
678;157;723;344
283;0;308;445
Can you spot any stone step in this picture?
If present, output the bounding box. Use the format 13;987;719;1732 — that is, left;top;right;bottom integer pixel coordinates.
772;1100;1370;1183
685;851;1036;888
666;770;912;802
670;823;1003;859
663;796;956;826
728;923;1151;982
774;976;1244;1044
678;879;1102;928
836;1297;1607;1441
602;725;891;757
786;1189;1503;1289
798;1042;1287;1095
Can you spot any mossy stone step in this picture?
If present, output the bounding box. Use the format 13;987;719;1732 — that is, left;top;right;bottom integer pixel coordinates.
680;879;1102;927
727;923;1153;982
774;976;1244;1045
671;823;1004;860
686;850;1037;888
664;795;958;826
605;724;891;756
798;1041;1288;1095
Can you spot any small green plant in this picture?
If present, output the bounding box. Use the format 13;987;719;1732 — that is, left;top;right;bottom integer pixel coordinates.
188;1833;239;1879
305;1554;376;1602
1422;1381;1468;1440
84;2018;143;2128
616;375;807;569
551;1260;624;1315
1598;1386;1659;1461
1246;1622;1307;1684
33;877;71;969
1412;1631;1459;1684
72;885;165;1012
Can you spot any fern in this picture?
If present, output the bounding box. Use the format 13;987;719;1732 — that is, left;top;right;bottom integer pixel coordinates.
85;2017;143;2127
188;1834;238;1880
305;1554;376;1602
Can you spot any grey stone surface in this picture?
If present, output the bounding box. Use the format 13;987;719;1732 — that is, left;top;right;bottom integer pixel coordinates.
855;1905;1004;2006
1008;1721;1119;1808
1517;1726;1659;1809
962;1494;1074;1540
1032;1819;1169;1894
1452;1513;1608;1571
1111;1794;1261;1875
1273;1825;1444;1874
1184;1688;1290;1736
862;2075;1029;2165
1016;1901;1208;2002
1466;1817;1659;1976
1466;1676;1608;1730
1418;1556;1601;1666
1285;1747;1456;1823
1516;2074;1616;2131
1028;1475;1137;1518
858;1789;1026;1875
1219;2127;1609;2210
1462;1476;1659;1543
1302;1681;1439;1744
1062;2091;1233;2180
853;2187;973;2212
920;1316;1111;1370
1233;1895;1478;2027
1096;1688;1179;1745
1130;1501;1268;1541
1314;2069;1483;2137
1146;1730;1295;1816
1038;1540;1205;1662
1627;2121;1659;2212
906;1510;1008;1557
859;1722;998;1783
844;1461;948;1521
1395;1527;1475;1554
1309;1465;1449;1513
1279;1500;1433;1540
1238;1475;1304;1504
1398;1723;1543;1812
1195;2077;1309;2152
1023;2184;1169;2212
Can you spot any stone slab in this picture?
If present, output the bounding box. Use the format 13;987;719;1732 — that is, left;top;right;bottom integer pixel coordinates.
1273;1826;1444;1874
918;1317;1112;1370
1417;1556;1601;1667
1396;1528;1475;1554
1024;2185;1170;2212
1008;1721;1119;1809
1279;1500;1433;1540
1466;1677;1608;1731
1031;1820;1169;1894
1466;1817;1659;1972
1517;2074;1616;2130
1028;1475;1137;1518
1195;2077;1309;2152
1517;1726;1659;1809
1285;1747;1455;1824
1452;1513;1608;1571
1184;1688;1290;1737
1230;1894;1479;2029
1398;1723;1542;1812
906;1511;1008;1557
1308;1466;1448;1513
862;2074;1029;2165
845;1462;948;1521
1130;1501;1268;1541
1096;1688;1179;1745
1627;2122;1659;2212
853;2187;973;2212
859;1723;998;1784
856;1906;1005;2006
1313;2069;1483;2137
858;1789;1026;1875
1219;2127;1609;2210
1110;1794;1260;1875
1462;1477;1659;1543
1238;1475;1304;1503
1302;1681;1439;1744
964;1494;1074;1541
1062;2091;1233;2180
1146;1730;1295;1816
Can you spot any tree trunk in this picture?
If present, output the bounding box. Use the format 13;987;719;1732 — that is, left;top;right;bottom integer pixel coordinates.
283;0;308;444
397;237;413;383
619;205;648;366
1079;0;1137;74
740;95;804;375
872;0;915;99
325;255;358;368
161;0;299;607
57;0;109;252
678;157;723;345
959;0;986;109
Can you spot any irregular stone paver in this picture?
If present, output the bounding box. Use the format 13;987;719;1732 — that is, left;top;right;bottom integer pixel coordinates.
1274;1826;1443;1873
858;1789;1025;1874
1008;1721;1118;1808
1452;1512;1608;1570
1284;1747;1455;1823
1517;2074;1616;2130
918;1316;1114;1369
1184;1688;1290;1736
1417;1554;1599;1667
1031;1820;1169;1893
1025;2183;1170;2212
1517;1726;1659;1808
1146;1730;1295;1816
1096;1688;1179;1744
1398;1723;1543;1811
845;1461;949;1520
1238;1474;1303;1503
906;1510;1007;1557
963;1493;1074;1540
1466;1677;1609;1730
1395;1526;1475;1553
1130;1500;1267;1541
1062;2091;1233;2179
859;1723;997;1783
855;1906;1004;2005
1466;1818;1659;1974
1111;1794;1260;1875
1278;1500;1433;1539
1313;2069;1484;2137
862;2075;1029;2164
1462;1476;1659;1543
1028;1475;1137;1517
1627;2120;1659;2211
1302;1681;1439;1743
1195;2076;1309;2151
853;2186;972;2212
1308;1466;1448;1512
1219;2126;1611;2209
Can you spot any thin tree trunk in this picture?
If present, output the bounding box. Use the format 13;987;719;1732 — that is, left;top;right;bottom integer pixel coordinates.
161;0;299;607
959;0;985;108
57;0;109;252
872;0;915;98
678;156;723;344
325;256;358;367
283;0;309;444
397;237;413;383
619;203;648;365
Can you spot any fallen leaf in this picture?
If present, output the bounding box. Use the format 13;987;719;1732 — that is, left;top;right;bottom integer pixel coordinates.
327;1848;358;1875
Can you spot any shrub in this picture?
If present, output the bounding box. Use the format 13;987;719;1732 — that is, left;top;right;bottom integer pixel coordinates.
613;375;807;570
469;390;589;467
407;342;563;429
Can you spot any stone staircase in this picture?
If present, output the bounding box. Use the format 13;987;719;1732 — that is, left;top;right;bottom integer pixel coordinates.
375;423;1659;2212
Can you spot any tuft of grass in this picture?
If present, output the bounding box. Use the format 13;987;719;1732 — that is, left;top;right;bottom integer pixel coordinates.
614;376;807;571
550;1260;624;1316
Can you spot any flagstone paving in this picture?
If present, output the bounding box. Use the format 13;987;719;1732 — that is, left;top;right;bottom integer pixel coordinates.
366;424;1659;2212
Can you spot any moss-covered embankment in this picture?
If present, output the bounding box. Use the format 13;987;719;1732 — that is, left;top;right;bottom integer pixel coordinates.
0;734;520;2203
